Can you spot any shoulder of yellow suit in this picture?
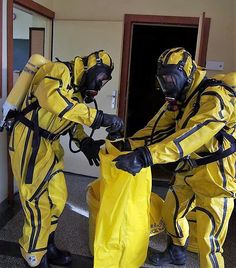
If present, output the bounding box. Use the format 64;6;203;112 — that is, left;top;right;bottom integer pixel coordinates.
32;61;70;86
213;72;236;88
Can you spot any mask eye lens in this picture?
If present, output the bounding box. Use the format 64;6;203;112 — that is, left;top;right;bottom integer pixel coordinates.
156;74;178;98
96;73;111;90
162;74;177;87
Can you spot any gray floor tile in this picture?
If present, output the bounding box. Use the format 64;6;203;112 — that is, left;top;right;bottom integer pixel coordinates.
0;173;236;268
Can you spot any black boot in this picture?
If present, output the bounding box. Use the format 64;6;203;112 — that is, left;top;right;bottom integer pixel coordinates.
47;232;72;266
149;243;187;266
24;254;51;268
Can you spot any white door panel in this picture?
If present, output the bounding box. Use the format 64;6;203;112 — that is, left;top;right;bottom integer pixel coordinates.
54;20;123;176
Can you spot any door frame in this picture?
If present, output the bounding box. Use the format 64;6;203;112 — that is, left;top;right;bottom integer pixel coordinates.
7;0;55;204
118;14;211;121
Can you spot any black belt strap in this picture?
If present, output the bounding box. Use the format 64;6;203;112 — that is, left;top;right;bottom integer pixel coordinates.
187;146;236;168
25;108;41;184
185;131;236;168
21;101;39;116
15;101;60;184
17;113;59;141
17;101;60;141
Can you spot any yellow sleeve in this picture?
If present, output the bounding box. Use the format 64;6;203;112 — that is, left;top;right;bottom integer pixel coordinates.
129;103;176;149
33;62;98;127
148;86;235;164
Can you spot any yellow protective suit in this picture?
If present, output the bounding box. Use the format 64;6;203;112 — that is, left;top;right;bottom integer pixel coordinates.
93;141;152;268
185;72;236;255
86;141;164;268
87;177;165;257
8;60;98;265
128;68;236;268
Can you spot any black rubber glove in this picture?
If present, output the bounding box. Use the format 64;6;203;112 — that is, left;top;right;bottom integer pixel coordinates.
90;111;124;135
80;137;105;166
113;146;153;175
101;113;124;134
111;139;131;151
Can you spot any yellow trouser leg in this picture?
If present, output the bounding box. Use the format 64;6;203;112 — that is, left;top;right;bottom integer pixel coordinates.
19;169;67;266
19;188;51;266
196;197;234;268
186;208;198;253
162;181;195;246
47;170;68;234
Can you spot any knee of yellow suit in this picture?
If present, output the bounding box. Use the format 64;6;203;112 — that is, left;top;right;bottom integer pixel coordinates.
53;189;68;216
161;202;174;224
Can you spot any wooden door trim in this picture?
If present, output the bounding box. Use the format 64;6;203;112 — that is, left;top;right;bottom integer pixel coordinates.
14;0;54;19
198;14;211;67
118;14;211;120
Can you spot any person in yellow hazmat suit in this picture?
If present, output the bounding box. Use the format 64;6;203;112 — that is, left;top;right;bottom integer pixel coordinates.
113;47;236;268
9;50;124;268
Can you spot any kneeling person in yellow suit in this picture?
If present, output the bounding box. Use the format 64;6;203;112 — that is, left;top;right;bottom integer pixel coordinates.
9;50;124;268
114;47;236;268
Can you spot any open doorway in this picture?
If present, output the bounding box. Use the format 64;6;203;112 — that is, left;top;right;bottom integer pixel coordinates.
119;14;210;183
126;24;198;137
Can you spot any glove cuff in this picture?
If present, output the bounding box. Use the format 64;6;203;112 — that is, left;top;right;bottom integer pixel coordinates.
90;110;104;129
137;146;153;167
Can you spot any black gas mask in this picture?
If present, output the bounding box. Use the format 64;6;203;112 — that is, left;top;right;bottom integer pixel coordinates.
156;47;198;112
73;50;114;103
83;67;112;103
156;62;189;111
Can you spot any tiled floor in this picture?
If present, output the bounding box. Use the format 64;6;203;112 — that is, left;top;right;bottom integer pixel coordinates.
0;173;235;267
0;174;94;268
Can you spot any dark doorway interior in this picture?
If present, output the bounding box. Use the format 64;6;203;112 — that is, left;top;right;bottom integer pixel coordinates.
127;24;198;136
126;24;198;182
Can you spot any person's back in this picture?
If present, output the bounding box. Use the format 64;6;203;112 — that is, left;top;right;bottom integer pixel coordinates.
20;60;86;136
9;50;124;268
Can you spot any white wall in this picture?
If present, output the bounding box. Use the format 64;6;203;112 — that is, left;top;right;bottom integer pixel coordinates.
52;0;235;73
54;20;123;176
34;0;54;11
13;8;32;39
0;0;9;203
52;0;231;21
